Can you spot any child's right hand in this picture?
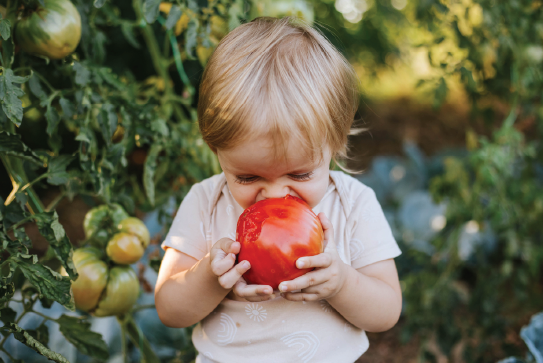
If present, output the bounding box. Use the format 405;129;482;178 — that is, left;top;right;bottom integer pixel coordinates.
210;238;275;302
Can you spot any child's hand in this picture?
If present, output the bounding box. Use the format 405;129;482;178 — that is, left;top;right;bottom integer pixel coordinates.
210;238;251;290
210;238;275;301
278;213;348;301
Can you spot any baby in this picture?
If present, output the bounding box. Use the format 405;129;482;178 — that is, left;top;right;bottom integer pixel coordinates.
155;16;402;363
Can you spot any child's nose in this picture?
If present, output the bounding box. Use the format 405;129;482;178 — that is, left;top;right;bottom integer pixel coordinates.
261;183;290;200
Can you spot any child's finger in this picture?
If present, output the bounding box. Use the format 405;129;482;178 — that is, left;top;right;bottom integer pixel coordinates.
218;260;251;289
318;213;336;251
278;269;328;293
234;282;274;298
210;252;236;276
296;253;332;270
280;291;320;302
215;238;240;254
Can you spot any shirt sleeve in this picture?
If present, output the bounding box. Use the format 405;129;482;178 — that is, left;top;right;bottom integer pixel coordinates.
348;186;401;270
161;184;209;261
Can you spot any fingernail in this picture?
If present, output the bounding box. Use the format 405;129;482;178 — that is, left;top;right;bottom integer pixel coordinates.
297;260;305;268
243;261;250;268
279;284;287;292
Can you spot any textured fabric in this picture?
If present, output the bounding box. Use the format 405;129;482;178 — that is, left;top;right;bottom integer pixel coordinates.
162;171;402;363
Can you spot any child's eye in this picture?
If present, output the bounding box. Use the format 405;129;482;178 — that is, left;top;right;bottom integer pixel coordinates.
235;175;259;184
289;172;314;181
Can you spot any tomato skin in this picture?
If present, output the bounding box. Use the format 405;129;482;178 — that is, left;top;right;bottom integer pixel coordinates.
106;232;145;265
15;0;81;59
93;265;140;317
236;195;324;290
66;247;108;313
117;217;150;247
83;203;129;244
106;217;150;264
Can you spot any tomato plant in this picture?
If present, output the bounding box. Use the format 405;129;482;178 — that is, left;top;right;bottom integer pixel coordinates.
236;195;324;290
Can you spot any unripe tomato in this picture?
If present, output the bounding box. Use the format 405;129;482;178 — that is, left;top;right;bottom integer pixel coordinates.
106;217;150;264
118;217;150;247
62;248;140;316
93;266;140;317
236;195;324;290
83;203;129;244
15;0;81;59
64;247;108;312
106;233;144;265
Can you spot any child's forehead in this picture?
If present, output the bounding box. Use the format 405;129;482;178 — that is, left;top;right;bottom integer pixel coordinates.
217;134;327;173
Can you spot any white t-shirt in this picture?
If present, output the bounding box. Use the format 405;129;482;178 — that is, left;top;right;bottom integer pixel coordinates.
162;171;402;363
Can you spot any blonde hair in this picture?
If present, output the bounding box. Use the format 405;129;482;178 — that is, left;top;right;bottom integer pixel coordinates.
197;16;360;164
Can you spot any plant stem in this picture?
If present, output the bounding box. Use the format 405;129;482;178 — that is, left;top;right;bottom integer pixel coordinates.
131;304;155;312
133;0;174;99
30;310;56;321
117;315;129;363
45;190;67;212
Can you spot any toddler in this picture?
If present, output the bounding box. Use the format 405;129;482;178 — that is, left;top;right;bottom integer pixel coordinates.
155;16;402;363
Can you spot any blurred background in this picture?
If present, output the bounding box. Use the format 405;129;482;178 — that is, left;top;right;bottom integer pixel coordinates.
1;0;542;362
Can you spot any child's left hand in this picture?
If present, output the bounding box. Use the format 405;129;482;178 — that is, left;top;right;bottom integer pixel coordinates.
278;213;348;301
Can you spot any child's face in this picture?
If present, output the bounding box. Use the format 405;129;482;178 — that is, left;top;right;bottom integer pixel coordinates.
217;135;332;210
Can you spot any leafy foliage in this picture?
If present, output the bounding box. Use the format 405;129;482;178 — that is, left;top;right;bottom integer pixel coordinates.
1;0;246;360
394;0;543;361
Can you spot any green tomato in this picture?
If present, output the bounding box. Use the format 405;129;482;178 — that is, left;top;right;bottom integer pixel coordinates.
63;248;140;316
83;203;129;244
93;266;140;317
14;0;82;59
106;217;150;264
67;247;108;313
106;232;145;265
118;217;151;247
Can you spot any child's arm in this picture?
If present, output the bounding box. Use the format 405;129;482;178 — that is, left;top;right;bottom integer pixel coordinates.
155;238;252;328
278;213;402;333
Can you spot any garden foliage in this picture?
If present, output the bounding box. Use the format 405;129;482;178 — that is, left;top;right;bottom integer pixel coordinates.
0;0;245;361
396;0;543;361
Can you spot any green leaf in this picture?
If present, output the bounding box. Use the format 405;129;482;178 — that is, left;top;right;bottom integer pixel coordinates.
45;105;61;136
27;324;49;346
165;5;182;30
144;144;162;207
12;256;75;310
143;0;162;24
28;74;48;102
47;155;74;185
59;98;75;120
0;132;44;166
0;69;31;126
57;315;109;360
1;36;14;68
151;118;169;137
33;212;77;280
1;322;70;363
0;19;11;40
97;104;118;147
121;22;140;49
73;62;91;86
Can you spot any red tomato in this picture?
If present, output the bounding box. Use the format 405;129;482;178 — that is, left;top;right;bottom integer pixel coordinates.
236;195;324;290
